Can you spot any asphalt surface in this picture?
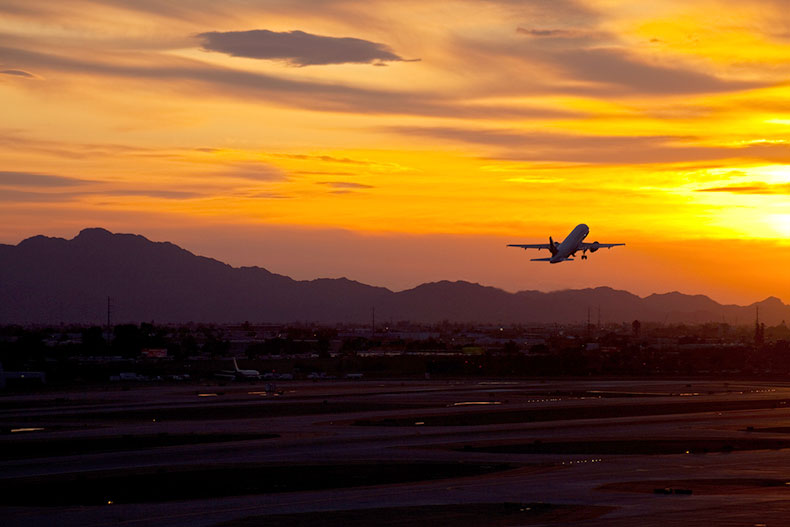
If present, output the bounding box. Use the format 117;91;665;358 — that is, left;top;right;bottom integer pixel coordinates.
3;378;790;526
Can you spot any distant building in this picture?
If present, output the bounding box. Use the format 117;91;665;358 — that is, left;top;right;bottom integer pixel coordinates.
0;362;46;389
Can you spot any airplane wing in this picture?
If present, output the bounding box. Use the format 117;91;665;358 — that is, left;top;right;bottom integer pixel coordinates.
507;244;552;250
579;242;625;250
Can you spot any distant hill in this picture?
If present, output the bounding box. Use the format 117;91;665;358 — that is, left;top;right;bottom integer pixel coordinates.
1;228;788;325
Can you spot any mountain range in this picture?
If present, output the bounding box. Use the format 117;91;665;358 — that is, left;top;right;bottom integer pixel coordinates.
1;228;787;326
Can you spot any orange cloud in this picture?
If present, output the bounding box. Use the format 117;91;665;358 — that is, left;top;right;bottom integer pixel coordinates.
697;182;790;194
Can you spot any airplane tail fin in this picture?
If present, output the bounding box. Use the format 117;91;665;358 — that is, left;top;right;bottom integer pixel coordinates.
233;357;240;372
549;236;558;256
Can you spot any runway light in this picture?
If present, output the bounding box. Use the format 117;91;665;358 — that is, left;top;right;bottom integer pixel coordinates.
107;500;113;505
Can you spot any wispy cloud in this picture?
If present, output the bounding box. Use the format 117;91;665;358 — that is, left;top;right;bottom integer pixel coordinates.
294;171;356;176
389;126;696;163
104;189;204;199
510;19;765;96
317;181;374;189
0;169;214;201
388;125;790;164
516;27;585;38
270;153;370;165
550;47;762;95
0;186;207;203
0;132;168;160
198;29;411;66
245;191;291;199
0;69;35;78
0;189;83;203
0;171;91;187
0;45;579;119
697;182;790;194
216;162;286;182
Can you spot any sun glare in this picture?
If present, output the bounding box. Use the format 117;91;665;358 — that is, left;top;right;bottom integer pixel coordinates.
769;214;790;238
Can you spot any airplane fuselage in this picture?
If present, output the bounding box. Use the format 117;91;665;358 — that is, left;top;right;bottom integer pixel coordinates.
216;358;261;380
551;223;589;263
507;224;623;262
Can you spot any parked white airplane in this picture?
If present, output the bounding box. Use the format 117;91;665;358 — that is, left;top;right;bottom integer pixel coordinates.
216;358;260;380
508;223;624;263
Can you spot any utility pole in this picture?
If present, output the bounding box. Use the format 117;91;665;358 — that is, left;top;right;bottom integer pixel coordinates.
587;306;591;340
106;296;112;345
371;306;375;338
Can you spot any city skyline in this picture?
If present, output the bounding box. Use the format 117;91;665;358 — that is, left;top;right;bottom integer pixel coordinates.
3;1;790;304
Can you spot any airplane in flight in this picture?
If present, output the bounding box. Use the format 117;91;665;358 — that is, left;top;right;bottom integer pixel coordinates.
508;223;624;263
216;358;261;381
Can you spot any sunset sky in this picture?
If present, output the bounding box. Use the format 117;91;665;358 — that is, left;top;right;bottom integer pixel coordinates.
2;0;790;306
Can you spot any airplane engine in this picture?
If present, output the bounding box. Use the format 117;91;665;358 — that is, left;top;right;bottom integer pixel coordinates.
589;241;600;253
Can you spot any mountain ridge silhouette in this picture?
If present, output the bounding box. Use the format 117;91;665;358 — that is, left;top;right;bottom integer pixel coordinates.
1;228;787;325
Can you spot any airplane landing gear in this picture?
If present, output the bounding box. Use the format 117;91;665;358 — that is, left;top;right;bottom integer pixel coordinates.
581;254;588;260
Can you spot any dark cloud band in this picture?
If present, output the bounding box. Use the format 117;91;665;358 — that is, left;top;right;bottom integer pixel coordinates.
0;171;90;187
0;69;35;78
198;29;406;66
0;45;570;119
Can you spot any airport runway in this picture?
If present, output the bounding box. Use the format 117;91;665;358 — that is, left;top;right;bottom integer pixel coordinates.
3;378;790;526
